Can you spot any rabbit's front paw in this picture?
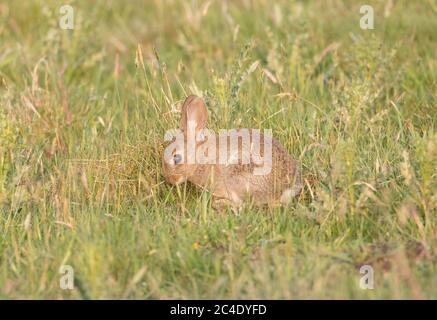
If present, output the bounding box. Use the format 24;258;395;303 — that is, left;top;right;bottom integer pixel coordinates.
212;198;240;214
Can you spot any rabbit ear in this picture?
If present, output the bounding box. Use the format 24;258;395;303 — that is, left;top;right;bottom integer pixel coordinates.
179;95;208;132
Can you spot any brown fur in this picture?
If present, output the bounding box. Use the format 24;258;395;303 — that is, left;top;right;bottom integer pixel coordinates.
162;95;301;210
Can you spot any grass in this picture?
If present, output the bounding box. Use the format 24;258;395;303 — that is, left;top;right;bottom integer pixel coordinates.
0;0;436;299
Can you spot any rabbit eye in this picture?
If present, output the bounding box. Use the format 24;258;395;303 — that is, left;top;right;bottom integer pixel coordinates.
173;154;182;164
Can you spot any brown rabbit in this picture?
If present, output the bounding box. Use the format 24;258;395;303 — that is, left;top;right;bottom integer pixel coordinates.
162;95;301;210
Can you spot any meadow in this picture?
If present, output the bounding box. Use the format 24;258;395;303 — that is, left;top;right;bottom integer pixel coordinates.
0;0;436;299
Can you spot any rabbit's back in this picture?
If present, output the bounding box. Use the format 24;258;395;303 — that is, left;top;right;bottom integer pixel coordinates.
188;130;301;206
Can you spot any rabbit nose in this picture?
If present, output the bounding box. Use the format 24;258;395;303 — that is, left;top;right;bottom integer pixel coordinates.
173;154;182;164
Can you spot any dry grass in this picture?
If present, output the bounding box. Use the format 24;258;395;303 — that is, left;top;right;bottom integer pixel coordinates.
0;0;436;299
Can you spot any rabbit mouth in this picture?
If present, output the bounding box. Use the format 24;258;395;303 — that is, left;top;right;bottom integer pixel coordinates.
165;174;187;185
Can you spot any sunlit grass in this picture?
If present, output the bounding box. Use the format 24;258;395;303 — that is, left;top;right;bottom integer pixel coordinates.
0;0;436;299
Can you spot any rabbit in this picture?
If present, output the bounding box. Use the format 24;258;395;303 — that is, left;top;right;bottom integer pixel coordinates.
162;95;301;210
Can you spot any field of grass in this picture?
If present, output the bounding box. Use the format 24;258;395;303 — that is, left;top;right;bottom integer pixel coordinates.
0;0;436;299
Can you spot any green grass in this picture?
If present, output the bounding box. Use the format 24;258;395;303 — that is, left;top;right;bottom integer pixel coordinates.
0;0;436;299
